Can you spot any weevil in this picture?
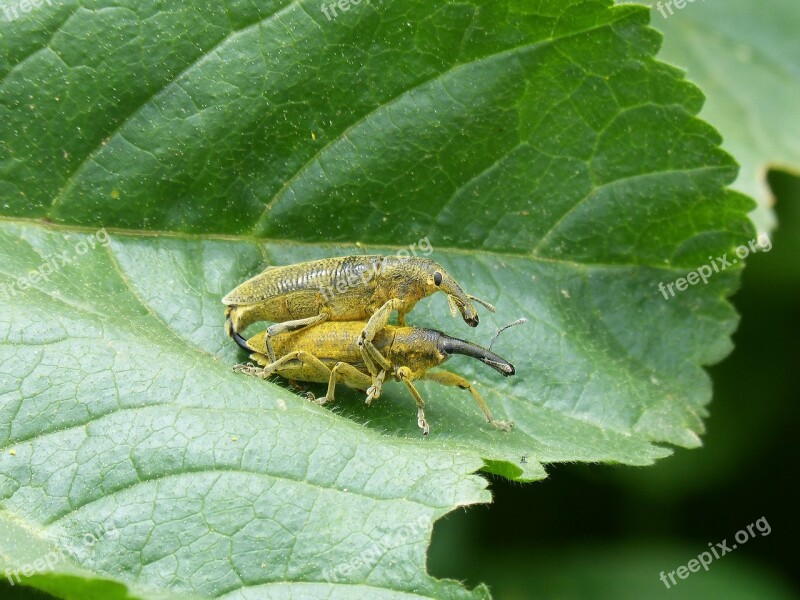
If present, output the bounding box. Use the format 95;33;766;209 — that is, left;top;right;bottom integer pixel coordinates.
234;321;514;435
222;255;494;375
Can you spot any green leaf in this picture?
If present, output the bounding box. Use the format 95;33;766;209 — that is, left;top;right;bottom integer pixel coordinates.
643;0;800;233
0;511;200;600
1;0;754;597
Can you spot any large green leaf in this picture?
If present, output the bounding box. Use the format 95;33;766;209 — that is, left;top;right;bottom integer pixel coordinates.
1;0;754;597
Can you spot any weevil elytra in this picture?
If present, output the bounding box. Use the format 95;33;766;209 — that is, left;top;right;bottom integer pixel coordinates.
222;255;495;375
235;321;514;435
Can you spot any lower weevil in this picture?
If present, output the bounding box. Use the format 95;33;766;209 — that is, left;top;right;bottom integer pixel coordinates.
235;321;515;435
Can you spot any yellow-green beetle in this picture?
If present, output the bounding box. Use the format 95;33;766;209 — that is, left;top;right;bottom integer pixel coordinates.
237;321;514;435
223;255;494;372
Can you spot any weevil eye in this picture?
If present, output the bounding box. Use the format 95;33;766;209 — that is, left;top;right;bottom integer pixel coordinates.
433;271;443;286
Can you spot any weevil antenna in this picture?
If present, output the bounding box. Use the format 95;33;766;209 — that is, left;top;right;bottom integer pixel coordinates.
488;318;528;351
447;295;460;318
467;295;496;313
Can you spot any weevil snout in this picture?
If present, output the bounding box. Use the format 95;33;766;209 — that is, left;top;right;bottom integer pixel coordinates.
432;268;482;327
226;312;254;352
427;263;496;328
457;302;480;327
448;292;499;328
438;335;515;377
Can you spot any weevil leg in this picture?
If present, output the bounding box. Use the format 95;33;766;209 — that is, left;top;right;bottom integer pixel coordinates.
366;369;386;405
359;298;404;373
233;362;261;375
236;351;372;406
396;366;430;436
357;347;385;402
321;361;373;406
423;371;513;432
360;344;380;378
235;351;305;379
263;312;329;362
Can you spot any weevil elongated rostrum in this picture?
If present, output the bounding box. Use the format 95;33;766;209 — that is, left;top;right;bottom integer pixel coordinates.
222;255;495;375
235;321;515;435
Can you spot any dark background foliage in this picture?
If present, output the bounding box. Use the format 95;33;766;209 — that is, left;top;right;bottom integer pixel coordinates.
429;170;800;599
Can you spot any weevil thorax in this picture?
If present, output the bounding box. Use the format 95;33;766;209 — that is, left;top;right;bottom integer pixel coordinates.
387;327;448;377
376;257;479;325
373;256;435;310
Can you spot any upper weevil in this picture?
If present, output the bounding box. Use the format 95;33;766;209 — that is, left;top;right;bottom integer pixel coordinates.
222;255;494;370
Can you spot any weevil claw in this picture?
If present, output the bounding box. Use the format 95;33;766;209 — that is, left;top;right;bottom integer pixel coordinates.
491;419;513;432
365;370;386;405
417;408;429;436
233;362;259;375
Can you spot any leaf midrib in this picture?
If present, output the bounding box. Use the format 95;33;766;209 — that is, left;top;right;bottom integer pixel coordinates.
0;216;745;272
38;464;440;528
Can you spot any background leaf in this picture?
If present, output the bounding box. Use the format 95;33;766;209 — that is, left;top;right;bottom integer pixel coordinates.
0;0;755;597
425;174;800;598
637;0;800;233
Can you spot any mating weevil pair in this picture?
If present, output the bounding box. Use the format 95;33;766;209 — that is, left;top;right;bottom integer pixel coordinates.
223;255;515;435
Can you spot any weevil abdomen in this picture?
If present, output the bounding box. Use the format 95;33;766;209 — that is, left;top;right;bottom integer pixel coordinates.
223;256;385;328
224;255;381;306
